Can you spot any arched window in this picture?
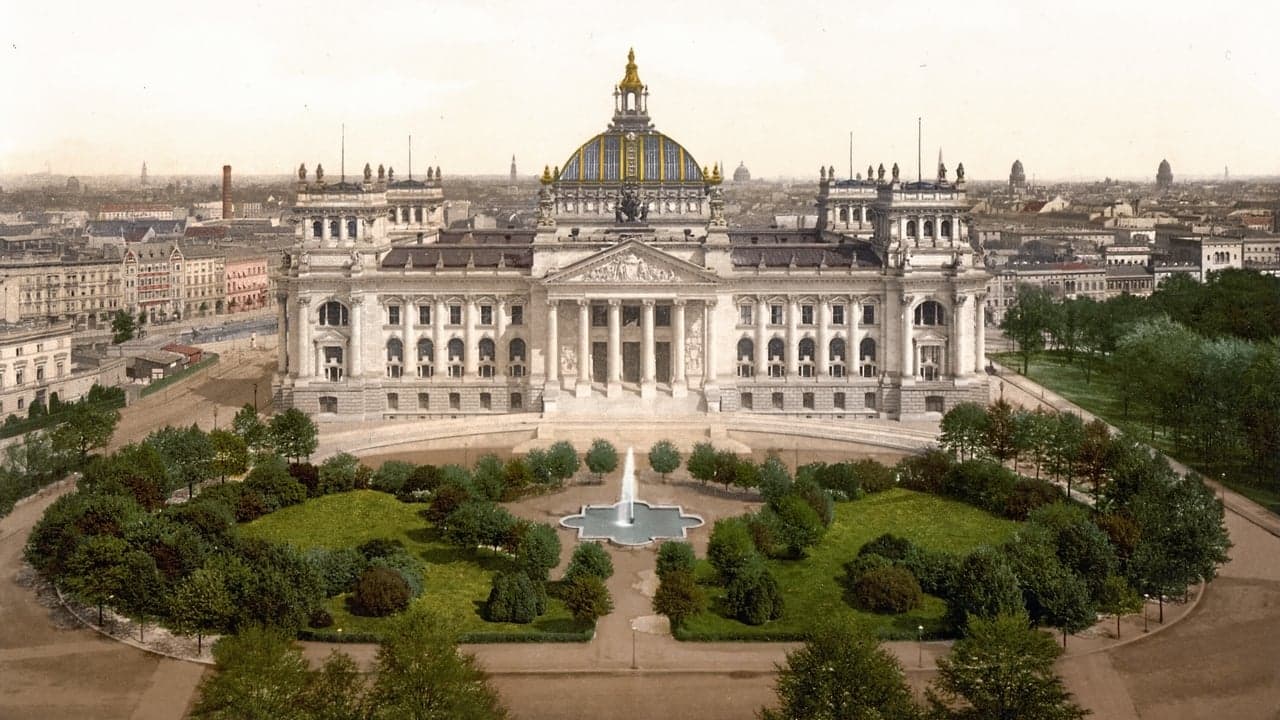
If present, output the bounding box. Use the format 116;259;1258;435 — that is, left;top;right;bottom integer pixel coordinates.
829;337;847;377
914;300;946;326
347;219;358;239
923;220;934;237
838;207;849;222
478;338;496;362
312;220;323;238
798;337;816;362
737;337;754;378
386;338;403;362
906;220;917;238
941;219;953;237
329;219;340;238
417;339;434;378
767;337;786;378
859;337;877;378
509;338;526;362
447;338;464;378
318;300;349;326
387;208;397;221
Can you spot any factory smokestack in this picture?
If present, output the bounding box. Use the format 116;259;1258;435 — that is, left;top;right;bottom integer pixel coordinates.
221;165;233;220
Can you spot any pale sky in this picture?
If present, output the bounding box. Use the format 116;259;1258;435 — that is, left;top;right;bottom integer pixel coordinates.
3;0;1278;181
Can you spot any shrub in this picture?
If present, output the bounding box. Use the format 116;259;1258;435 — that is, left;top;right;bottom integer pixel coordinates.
471;454;506;502
352;566;411;617
443;502;515;549
308;608;334;628
652;568;705;628
943;459;1019;514
306;546;368;596
515;522;561;582
770;494;825;558
500;457;534;501
725;562;784;625
895;449;953;494
1005;478;1064;520
842;553;892;587
946;547;1024;628
853;460;896;494
287;462;319;496
565;542;614;582
788;478;835;527
900;546;962;598
485;571;544;623
559;574;613;624
743;510;780;556
244;458;306;511
656;541;696;579
859;533;914;561
371;460;416;496
757;456;793;505
687;442;717;485
424;482;474;525
403;464;441;496
357;538;405;560
851;566;924;613
369;553;424;598
317;453;365;495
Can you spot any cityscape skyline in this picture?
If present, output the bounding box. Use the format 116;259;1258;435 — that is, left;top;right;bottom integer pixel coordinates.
3;0;1279;180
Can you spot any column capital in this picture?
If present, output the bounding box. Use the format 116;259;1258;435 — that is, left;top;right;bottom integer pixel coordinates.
577;298;590;307
297;295;312;305
546;298;560;310
641;298;656;307
349;294;364;306
672;298;687;307
607;298;623;307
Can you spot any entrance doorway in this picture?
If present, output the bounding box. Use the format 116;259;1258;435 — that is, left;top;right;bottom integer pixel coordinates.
622;342;641;383
655;342;671;384
591;342;607;383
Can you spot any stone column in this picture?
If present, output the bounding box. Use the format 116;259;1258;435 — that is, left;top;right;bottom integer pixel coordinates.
606;299;622;397
296;295;311;378
576;300;591;398
433;297;447;375
640;299;656;398
545;299;559;385
975;294;987;373
278;293;290;374
816;298;830;378
402;296;413;372
901;296;914;381
703;299;718;385
755;296;768;376
851;295;864;377
672;299;687;397
320;216;330;242
495;298;508;377
950;294;965;379
337;216;346;242
349;294;363;378
786;296;799;377
464;297;478;378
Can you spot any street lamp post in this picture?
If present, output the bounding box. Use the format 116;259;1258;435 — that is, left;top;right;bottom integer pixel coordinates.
1143;594;1150;633
917;624;924;668
631;628;637;670
252;382;259;412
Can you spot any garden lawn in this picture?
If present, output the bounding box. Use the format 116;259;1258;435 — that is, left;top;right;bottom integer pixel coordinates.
678;488;1018;641
993;350;1280;513
239;490;585;639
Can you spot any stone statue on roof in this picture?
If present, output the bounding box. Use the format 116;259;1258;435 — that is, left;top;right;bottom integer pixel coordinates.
316;164;325;182
877;164;885;181
957;163;966;181
363;163;372;182
298;163;307;180
891;163;900;181
377;164;385;180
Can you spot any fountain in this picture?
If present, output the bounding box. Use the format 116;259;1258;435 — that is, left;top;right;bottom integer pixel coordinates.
561;446;703;546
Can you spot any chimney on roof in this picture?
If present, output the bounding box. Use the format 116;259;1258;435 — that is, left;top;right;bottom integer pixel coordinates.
222;165;233;220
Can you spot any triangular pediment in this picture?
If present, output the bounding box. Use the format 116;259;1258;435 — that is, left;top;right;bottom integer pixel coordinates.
544;240;719;285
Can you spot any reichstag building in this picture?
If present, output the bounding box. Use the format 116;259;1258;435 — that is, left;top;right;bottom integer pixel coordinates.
274;50;990;420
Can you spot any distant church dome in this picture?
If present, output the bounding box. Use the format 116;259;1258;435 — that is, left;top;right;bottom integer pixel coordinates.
733;162;751;182
1009;159;1027;194
1157;159;1173;189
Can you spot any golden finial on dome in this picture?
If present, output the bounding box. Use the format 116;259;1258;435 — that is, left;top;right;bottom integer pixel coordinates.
711;163;722;183
540;165;553;184
619;47;644;93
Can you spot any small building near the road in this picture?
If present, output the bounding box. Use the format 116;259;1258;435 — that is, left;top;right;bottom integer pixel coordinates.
160;342;203;366
129;350;187;382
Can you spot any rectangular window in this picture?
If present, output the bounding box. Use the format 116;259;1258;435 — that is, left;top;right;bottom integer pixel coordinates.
592;304;609;327
831;304;845;325
801;305;814;325
622;305;640;326
480;305;493;326
802;392;815;409
771;392;784;410
510;393;523;410
862;304;876;325
319;396;338;413
388;305;401;325
655;304;671;327
925;396;945;413
864;392;877;410
449;305;462;325
36;367;45;381
510;305;523;326
418;393;430;410
386;393;399;410
419;305;431;325
15;369;23;385
834;392;846;410
449;392;461;410
479;392;492;410
739;304;753;325
740;392;753;410
770;305;783;325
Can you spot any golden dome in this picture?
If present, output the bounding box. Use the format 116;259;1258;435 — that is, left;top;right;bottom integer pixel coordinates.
556;130;704;185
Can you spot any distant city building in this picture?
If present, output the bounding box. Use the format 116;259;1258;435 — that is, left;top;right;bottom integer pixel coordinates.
1009;159;1027;196
1157;159;1173;190
141;161;148;187
224;252;270;313
986;262;1108;324
733;162;751;182
96;204;182;221
121;242;226;322
0;321;98;419
0;258;124;329
65;176;81;194
510;155;518;184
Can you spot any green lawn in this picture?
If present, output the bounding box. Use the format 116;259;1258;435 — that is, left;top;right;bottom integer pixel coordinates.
678;489;1019;641
240;490;586;639
993;351;1280;513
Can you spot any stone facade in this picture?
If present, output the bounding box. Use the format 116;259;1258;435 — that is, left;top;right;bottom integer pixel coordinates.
275;50;990;421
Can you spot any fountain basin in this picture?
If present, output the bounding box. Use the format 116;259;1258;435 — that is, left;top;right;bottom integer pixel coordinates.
560;501;704;547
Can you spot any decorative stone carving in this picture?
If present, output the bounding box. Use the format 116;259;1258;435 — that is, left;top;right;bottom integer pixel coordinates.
685;313;703;374
578;253;677;283
561;346;577;375
298;163;307;181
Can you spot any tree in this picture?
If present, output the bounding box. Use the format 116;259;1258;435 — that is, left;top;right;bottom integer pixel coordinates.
946;547;1023;629
564;542;614;582
170;560;235;653
1044;413;1084;498
317;452;365;495
725;560;784;625
648;440;681;480
208;429;249;483
1001;285;1054;374
559;574;613;624
686;441;717;485
192;627;315;720
1075;419;1114;500
364;606;508;720
761;622;922;720
544;441;580;484
584;439;618;481
110;309;137;344
770;494;824;558
940;402;989;461
928;612;1088;720
301;652;367;720
50;401;120;464
652;569;705;629
443;502;515;550
1127;475;1231;622
268;409;318;463
232;404;268;454
707;518;758;583
656;540;696;579
984;399;1021;463
485;571;545;623
1096;575;1143;639
757;455;793;504
63;534;131;625
147;425;215;498
514;522;560;582
353;566;411;617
